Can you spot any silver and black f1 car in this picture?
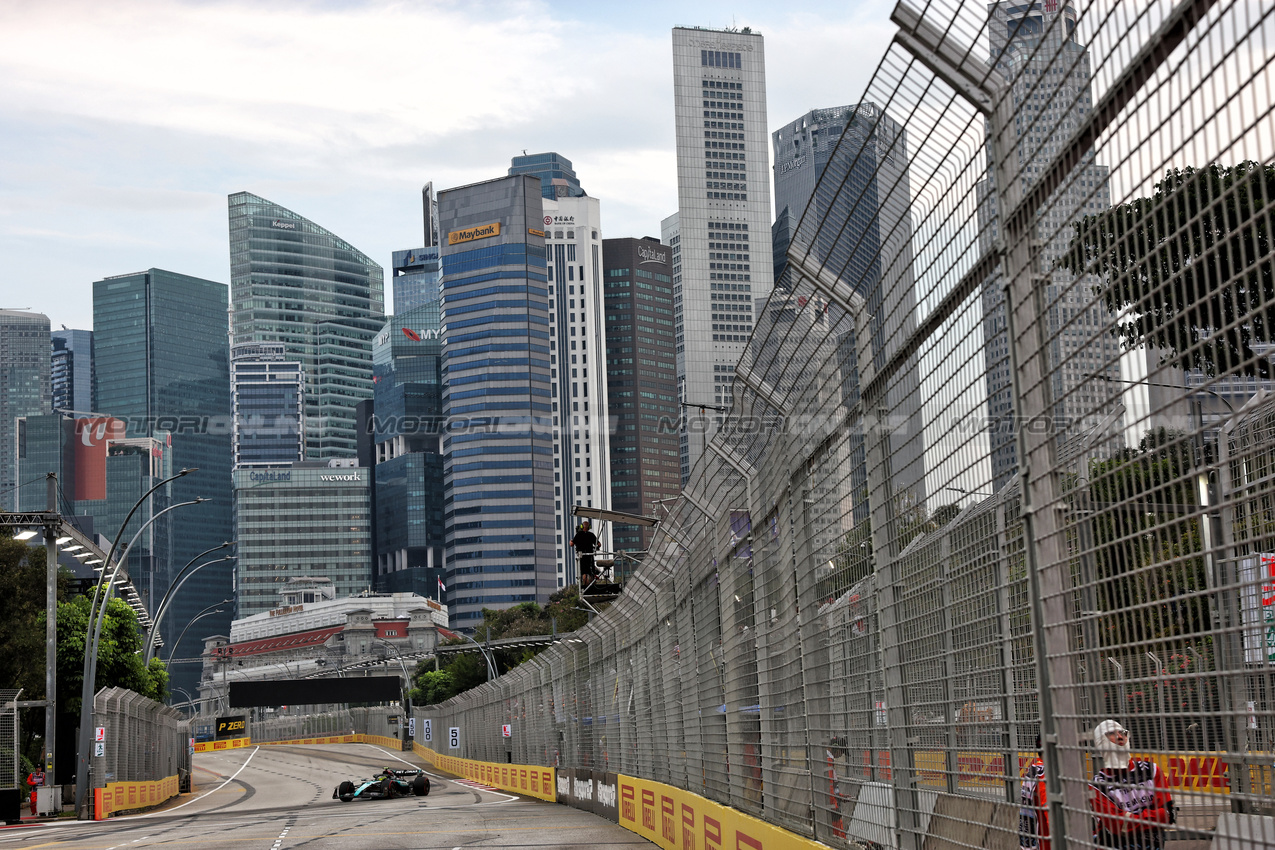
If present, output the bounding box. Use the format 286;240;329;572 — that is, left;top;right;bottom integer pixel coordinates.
333;767;431;801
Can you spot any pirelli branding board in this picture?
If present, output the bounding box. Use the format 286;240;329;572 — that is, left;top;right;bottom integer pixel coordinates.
448;222;501;245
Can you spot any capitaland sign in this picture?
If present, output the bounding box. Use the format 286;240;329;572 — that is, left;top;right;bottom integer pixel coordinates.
448;222;501;245
270;219;298;230
249;470;291;483
637;245;667;265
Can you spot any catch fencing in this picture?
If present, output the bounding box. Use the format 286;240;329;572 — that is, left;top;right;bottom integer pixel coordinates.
91;688;191;793
250;707;404;743
420;0;1275;848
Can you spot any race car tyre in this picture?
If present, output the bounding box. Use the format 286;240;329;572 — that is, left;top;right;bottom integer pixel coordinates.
337;781;355;802
412;775;430;797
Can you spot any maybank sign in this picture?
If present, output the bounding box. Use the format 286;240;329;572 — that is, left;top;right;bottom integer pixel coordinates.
448;222;501;245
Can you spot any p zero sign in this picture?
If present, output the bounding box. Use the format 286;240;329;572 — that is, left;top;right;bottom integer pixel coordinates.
216;715;248;739
447;222;501;246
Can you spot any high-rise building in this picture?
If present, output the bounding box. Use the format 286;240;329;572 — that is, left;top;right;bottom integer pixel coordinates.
228;192;386;460
392;247;442;315
670;27;775;480
230;343;304;469
233;462;371;617
603;237;681;552
775;103;928;509
92;269;233;696
50;329;94;415
372;301;445;596
1;310;51;511
509;152;585;200
438;174;556;626
541;190;611;586
980;0;1120;490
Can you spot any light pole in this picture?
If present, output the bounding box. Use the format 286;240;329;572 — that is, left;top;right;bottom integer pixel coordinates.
377;640;413;742
75;467;198;818
144;544;235;664
166;599;232;667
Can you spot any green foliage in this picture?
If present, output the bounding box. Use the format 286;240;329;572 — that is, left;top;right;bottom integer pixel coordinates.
57;595;168;716
411;585;590;704
1062;161;1275;378
1085;428;1207;645
0;534;65;699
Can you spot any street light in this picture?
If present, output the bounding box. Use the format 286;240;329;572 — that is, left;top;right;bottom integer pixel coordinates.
377;640;414;742
166;599;232;667
144;543;235;664
75;467;198;818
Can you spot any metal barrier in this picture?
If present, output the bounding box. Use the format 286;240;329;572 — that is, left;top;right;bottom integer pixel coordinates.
250;707;402;743
415;0;1275;847
90;688;190;800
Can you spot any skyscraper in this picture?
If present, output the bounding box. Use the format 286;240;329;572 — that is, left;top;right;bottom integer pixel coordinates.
541;188;611;586
372;302;445;596
392;247;442;315
509;152;585;200
670;27;775;480
50;328;94;415
230;343;304;469
980;0;1120;490
228;192;386;460
438;175;556;626
0;310;50;510
92;269;233;696
603;237;680;552
775;103;928;509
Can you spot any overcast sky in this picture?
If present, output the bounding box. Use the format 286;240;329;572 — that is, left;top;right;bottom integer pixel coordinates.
0;0;895;328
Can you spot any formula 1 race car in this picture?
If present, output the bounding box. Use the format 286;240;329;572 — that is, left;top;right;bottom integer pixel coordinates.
333;767;431;801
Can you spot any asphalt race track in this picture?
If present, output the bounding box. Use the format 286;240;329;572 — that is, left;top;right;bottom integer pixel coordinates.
0;743;651;849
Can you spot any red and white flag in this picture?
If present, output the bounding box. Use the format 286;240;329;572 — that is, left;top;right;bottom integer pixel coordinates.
438;577;447;592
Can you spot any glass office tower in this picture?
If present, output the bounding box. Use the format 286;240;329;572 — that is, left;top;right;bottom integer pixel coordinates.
508;152;585;200
92;269;232;696
231;342;304;469
438;175;556;626
372;301;445;596
228;192;385;460
50;328;94;415
0;310;51;510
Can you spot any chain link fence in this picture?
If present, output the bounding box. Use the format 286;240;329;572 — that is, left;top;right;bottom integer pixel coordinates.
91;688;190;793
418;0;1274;847
250;707;403;743
0;690;20;791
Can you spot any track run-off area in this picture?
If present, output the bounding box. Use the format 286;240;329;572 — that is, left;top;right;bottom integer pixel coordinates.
0;744;649;850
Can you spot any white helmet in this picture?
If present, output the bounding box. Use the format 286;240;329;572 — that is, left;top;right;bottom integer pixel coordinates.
1093;719;1131;770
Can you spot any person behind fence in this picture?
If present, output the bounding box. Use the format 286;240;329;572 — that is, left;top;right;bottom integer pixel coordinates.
825;736;848;840
1089;720;1174;849
571;520;600;585
25;767;44;816
1019;735;1049;850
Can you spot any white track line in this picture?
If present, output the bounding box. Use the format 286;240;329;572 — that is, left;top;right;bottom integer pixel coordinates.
361;745;520;803
124;746;261;819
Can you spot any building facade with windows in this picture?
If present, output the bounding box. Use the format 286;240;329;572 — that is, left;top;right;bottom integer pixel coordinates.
0;310;50;511
228;192;385;461
232;462;372;618
541;192;611;585
509;152;585;200
231;343;304;470
372;301;446;597
50;328;94;415
438;175;556;626
670;27;775;481
603;237;680;552
92;269;233;696
392;247;441;315
979;0;1120;490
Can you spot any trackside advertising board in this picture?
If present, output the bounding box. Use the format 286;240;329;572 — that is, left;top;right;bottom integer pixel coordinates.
94;775;180;819
413;746;555;802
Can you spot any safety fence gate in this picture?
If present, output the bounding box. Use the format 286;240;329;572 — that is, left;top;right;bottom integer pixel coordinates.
418;0;1275;848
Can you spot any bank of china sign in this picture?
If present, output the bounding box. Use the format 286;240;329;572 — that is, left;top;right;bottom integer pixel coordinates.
448;222;501;246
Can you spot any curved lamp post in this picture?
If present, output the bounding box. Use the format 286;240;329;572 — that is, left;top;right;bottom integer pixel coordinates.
165;599;233;667
143;543;235;665
75;468;199;818
377;639;414;741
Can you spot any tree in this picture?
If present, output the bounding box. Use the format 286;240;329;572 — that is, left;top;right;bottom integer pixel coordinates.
57;595;168;716
1062;162;1275;377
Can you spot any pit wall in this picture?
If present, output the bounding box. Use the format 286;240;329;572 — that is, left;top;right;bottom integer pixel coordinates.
413;745;829;849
